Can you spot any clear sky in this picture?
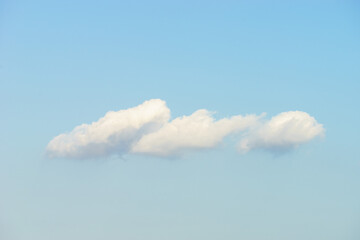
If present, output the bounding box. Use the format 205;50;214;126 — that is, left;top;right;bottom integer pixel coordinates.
1;1;360;239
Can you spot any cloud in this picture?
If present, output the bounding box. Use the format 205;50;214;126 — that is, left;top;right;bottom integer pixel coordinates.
131;109;260;157
46;99;170;159
46;99;324;159
238;111;325;153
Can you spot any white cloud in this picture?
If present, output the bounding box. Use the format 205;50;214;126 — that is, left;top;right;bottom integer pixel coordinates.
46;99;170;159
46;99;325;159
131;110;260;157
238;111;325;153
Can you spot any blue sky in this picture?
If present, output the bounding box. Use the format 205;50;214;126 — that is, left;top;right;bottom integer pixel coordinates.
1;1;360;239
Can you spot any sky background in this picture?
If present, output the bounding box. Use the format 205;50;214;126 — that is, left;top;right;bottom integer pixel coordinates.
1;0;360;239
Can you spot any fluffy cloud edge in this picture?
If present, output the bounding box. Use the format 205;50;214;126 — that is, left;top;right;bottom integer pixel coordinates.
238;111;325;153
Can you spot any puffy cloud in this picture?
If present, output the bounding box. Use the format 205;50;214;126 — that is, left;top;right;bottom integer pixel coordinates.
46;99;325;159
46;99;170;159
238;111;325;153
131;110;260;157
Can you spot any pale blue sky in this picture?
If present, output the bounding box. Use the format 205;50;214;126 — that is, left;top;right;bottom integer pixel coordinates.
1;1;360;239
